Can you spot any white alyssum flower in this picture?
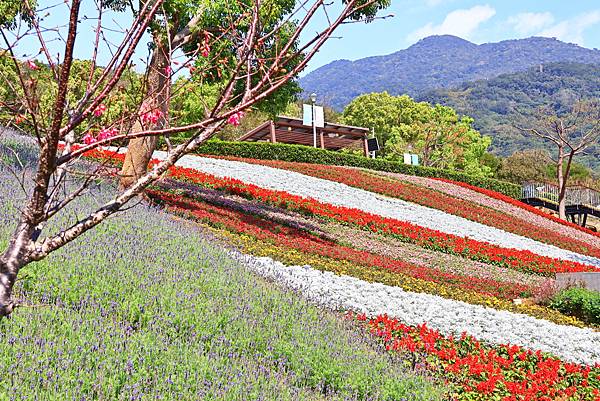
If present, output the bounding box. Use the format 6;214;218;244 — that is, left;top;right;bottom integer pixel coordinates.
233;251;600;365
160;154;600;268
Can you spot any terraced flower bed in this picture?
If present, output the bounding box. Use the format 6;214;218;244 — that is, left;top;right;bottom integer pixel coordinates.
434;177;600;240
213;157;600;258
353;313;600;401
74;146;600;267
72;146;600;276
47;142;600;400
165;163;598;276
151;189;538;300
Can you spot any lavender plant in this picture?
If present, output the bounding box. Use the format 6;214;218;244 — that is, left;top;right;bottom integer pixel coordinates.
0;137;442;400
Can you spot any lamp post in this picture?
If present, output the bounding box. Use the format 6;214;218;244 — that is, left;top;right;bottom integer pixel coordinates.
310;92;317;148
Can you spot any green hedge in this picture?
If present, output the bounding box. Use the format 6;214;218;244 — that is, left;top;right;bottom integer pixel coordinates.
549;287;600;326
193;140;521;198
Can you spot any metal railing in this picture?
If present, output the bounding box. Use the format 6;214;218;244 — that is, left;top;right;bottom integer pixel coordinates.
522;182;600;209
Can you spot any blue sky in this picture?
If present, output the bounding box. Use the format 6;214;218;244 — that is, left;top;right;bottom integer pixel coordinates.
303;0;600;73
11;1;600;75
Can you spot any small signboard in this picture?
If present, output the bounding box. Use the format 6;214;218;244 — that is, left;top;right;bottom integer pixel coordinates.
403;153;420;166
411;154;419;166
367;137;380;152
302;104;324;128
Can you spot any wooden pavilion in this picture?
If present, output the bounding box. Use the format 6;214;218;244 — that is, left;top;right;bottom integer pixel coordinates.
239;116;370;156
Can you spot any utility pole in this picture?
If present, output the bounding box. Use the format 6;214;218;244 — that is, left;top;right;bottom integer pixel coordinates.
310;93;317;148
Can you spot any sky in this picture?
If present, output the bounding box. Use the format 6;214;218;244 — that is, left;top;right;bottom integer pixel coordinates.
9;1;600;76
302;0;600;73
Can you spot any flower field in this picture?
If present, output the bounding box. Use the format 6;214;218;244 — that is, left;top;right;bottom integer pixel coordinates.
373;171;600;246
43;143;600;399
211;156;600;256
0;153;441;399
354;313;600;401
163;161;600;276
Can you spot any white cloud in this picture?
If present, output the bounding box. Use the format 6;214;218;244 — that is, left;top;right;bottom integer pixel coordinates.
407;5;496;42
507;12;554;35
537;11;600;45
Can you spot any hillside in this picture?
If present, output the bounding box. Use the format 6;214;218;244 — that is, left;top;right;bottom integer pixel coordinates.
300;36;600;110
420;62;600;167
3;133;600;399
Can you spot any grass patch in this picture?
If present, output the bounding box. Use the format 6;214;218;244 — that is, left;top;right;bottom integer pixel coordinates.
549;286;600;326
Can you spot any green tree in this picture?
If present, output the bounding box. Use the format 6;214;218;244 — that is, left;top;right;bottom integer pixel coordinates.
121;0;303;187
342;92;492;176
341;92;414;145
0;0;35;28
496;149;552;184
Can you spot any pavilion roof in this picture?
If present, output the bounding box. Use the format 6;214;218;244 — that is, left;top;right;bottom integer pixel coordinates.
239;116;369;150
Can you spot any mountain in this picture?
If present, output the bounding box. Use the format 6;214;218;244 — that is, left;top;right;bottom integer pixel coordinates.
419;62;600;170
300;35;600;110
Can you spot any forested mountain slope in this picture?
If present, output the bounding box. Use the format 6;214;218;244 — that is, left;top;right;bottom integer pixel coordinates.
420;62;600;168
300;36;600;110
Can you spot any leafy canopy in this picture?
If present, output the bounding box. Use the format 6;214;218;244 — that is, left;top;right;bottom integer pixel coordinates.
341;92;492;176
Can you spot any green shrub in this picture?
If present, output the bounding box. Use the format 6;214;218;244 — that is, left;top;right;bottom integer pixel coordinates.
190;140;522;198
549;287;600;326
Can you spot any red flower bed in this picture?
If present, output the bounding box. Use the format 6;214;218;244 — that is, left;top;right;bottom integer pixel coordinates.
435;177;600;240
151;189;538;300
210;156;600;258
351;312;600;401
76;146;599;276
167;165;598;276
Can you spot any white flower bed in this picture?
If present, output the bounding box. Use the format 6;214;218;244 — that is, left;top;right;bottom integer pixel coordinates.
234;252;600;365
158;153;600;268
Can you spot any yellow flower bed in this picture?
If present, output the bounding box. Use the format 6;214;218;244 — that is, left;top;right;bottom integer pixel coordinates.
205;226;585;329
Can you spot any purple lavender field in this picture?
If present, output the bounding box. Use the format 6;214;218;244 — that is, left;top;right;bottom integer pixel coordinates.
0;136;441;400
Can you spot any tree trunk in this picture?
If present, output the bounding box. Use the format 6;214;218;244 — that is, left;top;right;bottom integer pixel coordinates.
557;147;567;220
0;257;20;316
120;40;171;189
0;223;33;317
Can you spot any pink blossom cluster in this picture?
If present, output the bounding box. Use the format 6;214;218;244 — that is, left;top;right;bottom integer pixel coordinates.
98;127;119;141
82;127;118;145
227;111;244;127
140;109;163;125
93;104;107;117
27;60;40;70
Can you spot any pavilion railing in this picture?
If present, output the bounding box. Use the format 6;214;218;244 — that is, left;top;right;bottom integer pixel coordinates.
522;182;600;209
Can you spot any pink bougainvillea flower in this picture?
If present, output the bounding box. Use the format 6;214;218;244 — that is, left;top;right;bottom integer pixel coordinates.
93;104;107;117
201;48;210;58
164;66;172;75
97;127;118;141
140;109;163;125
82;132;97;145
227;111;244;127
27;60;40;70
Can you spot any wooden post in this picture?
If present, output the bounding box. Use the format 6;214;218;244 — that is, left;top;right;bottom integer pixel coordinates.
319;130;325;149
269;121;276;143
363;136;369;157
